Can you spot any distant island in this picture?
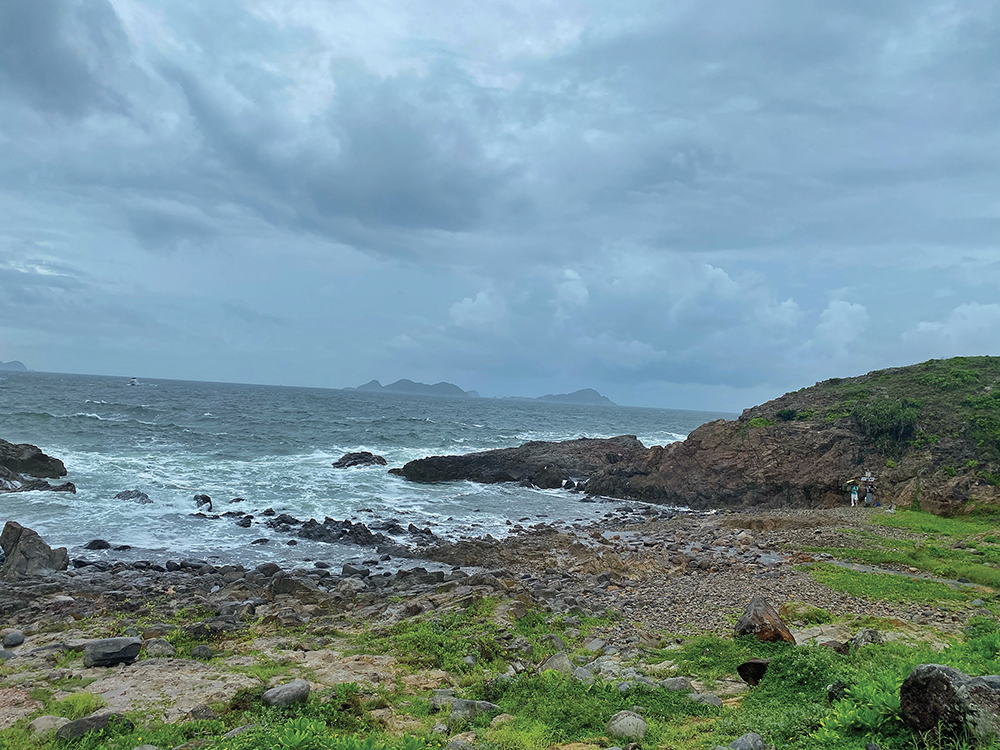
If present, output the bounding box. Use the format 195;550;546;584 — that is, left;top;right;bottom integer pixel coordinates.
348;379;615;405
0;361;27;372
350;379;477;398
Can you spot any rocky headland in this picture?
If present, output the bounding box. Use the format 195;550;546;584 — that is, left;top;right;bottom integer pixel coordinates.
398;356;1000;516
0;440;75;494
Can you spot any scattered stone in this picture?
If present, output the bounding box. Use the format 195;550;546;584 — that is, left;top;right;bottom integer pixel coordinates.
114;489;152;504
538;651;575;675
850;629;885;650
733;596;796;644
83;637;142;668
689;693;724;707
661;676;693;692
262;679;311;707
0;650;15;662
2;631;24;648
222;725;261;738
490;713;516;727
729;732;766;750
605;710;647;740
445;730;477;750
448;699;501;726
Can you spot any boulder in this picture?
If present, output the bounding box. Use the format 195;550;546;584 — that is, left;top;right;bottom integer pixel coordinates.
28;715;70;736
538;651;575;675
734;596;796;644
605;710;647;740
55;713;133;741
2;631;24;648
333;451;388;468
850;629;885;650
144;639;176;658
83;637;142;668
0;439;67;478
0;522;69;579
448;699;501;726
900;664;1000;742
729;733;767;750
262;678;311;707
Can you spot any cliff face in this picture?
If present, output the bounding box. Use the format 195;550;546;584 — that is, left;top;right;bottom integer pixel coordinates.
585;356;1000;515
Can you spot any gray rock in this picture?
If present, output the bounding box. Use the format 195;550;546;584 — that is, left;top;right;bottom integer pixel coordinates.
431;689;457;712
144;639;176;658
83;637;142;668
538;651;574;674
28;715;70;736
262;678;311;707
131;745;159;750
55;713;133;741
688;693;724;707
0;650;15;661
584;637;606;653
461;655;477;668
662;676;693;691
850;629;885;650
114;489;152;504
900;663;1000;742
191;644;213;660
0;521;69;579
573;667;594;685
222;724;261;738
730;732;766;750
2;631;24;648
606;710;647;739
544;634;567;651
448;699;501;726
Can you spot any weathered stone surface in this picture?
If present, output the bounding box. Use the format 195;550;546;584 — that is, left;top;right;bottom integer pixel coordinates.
83;637;142;667
0;687;42;729
605;710;647;739
0;439;66;479
262;678;311;707
900;664;1000;742
397;435;647;487
86;659;258;722
448;699;501;726
729;733;767;750
734;596;796;644
55;713;133;741
538;651;575;675
28;715;70;736
333;451;388;468
662;676;693;691
144;638;177;658
2;631;24;648
0;522;69;579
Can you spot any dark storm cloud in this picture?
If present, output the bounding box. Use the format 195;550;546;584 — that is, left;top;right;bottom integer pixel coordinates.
0;0;996;408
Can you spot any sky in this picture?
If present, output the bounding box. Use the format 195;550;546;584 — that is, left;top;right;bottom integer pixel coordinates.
0;0;997;411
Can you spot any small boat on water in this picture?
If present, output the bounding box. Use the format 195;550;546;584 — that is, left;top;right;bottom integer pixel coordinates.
128;377;138;386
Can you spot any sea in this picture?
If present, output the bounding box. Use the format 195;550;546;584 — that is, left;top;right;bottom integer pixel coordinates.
0;371;732;571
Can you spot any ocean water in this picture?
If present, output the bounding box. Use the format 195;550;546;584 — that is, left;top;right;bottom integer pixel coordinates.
0;371;731;570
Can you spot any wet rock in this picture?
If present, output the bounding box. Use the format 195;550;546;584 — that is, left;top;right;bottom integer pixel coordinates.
605;710;647;740
0;522;69;579
900;663;1000;742
84;539;111;550
262;678;311;707
0;439;67;479
194;494;212;511
114;489;152;504
83;637;142;668
55;713;133;741
733;596;796;644
333;451;388;468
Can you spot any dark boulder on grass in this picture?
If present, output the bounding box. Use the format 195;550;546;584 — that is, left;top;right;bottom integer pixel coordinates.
900;663;1000;743
736;658;771;686
734;595;796;644
333;451;388;468
55;713;133;741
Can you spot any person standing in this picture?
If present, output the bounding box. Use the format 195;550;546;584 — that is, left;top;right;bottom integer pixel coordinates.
865;484;874;507
850;485;858;507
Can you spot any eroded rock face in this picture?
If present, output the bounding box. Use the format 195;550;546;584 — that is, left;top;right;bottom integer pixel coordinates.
0;522;69;580
900;664;1000;743
0;440;66;479
733;596;796;644
396;435;647;488
333;451;388;468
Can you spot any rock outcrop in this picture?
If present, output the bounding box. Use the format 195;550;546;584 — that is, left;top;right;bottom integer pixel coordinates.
733;596;796;644
0;439;74;494
0;522;69;580
393;435;647;489
900;664;1000;743
333;451;388;468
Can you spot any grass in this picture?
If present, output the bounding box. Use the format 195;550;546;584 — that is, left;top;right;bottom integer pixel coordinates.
806;563;972;603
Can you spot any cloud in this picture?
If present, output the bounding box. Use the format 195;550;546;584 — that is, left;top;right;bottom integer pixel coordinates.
449;289;509;333
809;300;869;355
904;302;1000;355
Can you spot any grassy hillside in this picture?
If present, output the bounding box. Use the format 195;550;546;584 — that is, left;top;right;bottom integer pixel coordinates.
743;356;1000;489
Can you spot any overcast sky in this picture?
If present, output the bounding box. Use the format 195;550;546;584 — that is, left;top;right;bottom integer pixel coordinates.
0;0;997;411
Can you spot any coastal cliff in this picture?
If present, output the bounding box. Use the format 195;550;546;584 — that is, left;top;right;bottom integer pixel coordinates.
400;357;1000;515
588;356;1000;513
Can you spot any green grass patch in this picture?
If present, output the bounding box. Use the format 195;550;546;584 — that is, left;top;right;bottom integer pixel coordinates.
871;509;997;536
806;563;970;603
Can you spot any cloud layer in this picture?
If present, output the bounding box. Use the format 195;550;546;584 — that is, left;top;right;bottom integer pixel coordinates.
0;0;997;409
